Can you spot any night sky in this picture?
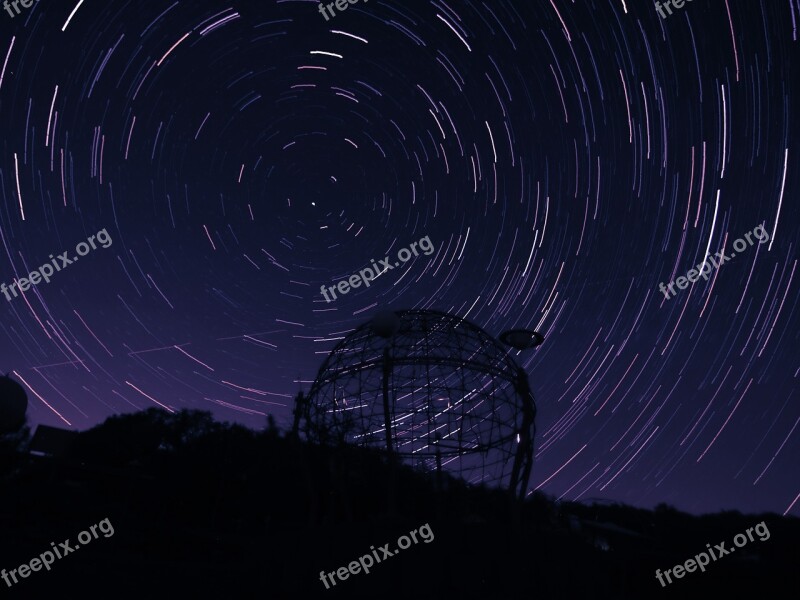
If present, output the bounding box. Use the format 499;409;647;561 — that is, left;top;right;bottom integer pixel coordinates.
0;0;797;517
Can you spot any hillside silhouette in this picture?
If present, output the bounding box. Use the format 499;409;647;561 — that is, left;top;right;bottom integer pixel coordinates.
1;409;798;598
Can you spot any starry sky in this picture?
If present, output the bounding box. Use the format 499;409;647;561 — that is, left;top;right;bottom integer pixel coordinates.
0;0;797;517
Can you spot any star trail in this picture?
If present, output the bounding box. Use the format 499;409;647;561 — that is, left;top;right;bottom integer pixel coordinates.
0;0;797;517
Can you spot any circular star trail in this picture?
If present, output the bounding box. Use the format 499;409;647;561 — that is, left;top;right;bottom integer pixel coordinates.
0;0;798;516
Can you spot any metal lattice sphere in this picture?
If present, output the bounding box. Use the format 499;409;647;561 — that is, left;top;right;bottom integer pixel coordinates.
305;310;538;493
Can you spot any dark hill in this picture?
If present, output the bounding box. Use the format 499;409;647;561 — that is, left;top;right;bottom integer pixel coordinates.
1;409;797;599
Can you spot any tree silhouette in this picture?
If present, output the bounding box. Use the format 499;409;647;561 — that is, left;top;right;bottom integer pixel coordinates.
68;408;219;467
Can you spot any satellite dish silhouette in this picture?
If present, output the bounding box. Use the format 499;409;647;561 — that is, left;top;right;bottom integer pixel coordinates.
0;374;28;434
499;329;544;350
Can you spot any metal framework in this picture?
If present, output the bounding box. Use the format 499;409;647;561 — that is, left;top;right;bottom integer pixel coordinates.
303;310;537;497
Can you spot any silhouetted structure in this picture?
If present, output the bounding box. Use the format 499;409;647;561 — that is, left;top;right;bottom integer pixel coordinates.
28;425;79;458
302;310;541;499
0;374;27;435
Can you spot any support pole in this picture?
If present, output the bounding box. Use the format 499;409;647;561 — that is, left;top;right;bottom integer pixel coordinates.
382;346;397;516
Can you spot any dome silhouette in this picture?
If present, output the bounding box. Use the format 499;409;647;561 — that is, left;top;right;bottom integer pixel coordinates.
304;310;538;494
0;375;28;434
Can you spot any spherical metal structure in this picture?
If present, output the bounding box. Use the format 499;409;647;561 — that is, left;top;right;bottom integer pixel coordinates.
304;310;538;494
